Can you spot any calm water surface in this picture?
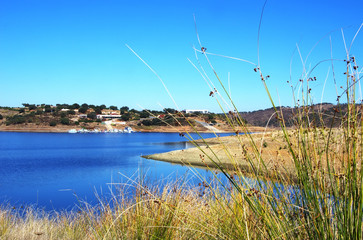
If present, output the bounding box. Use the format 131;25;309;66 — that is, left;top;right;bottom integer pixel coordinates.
0;132;230;210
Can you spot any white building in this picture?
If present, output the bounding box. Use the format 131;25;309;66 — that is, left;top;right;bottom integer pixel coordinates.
96;114;122;120
184;109;209;114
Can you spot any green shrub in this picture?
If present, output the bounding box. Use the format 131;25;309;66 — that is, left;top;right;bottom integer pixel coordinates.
5;115;26;125
141;119;152;126
78;106;88;113
121;113;131;121
60;117;70;125
140;111;150;118
87;112;97;120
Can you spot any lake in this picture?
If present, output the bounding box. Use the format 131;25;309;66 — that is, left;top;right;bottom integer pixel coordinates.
0;131;230;211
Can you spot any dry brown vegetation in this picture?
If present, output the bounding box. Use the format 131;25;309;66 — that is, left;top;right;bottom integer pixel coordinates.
145;128;361;182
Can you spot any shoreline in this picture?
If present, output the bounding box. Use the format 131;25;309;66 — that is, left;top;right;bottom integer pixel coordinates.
0;128;236;133
0;125;269;133
143;133;296;181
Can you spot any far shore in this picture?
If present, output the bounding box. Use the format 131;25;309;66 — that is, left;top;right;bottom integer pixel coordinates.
0;127;231;133
0;125;269;133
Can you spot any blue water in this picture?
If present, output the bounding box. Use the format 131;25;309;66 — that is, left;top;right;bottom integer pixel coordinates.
0;132;230;211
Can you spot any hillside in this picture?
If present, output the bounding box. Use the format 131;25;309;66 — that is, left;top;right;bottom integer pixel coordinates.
238;103;352;128
0;103;357;132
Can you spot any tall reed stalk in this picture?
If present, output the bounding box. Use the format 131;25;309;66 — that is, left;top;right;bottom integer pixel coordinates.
175;22;362;239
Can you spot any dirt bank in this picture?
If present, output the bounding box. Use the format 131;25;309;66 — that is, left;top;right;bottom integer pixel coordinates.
143;132;297;180
144;128;360;182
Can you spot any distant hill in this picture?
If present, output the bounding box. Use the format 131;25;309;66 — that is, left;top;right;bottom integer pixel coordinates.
237;103;356;128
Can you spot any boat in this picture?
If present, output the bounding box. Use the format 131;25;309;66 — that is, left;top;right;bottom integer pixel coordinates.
77;128;89;133
68;127;133;134
124;127;134;133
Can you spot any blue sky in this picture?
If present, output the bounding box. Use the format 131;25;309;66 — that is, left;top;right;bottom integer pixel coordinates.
0;0;362;112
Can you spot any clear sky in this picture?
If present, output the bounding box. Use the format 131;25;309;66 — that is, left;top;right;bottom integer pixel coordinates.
0;0;362;112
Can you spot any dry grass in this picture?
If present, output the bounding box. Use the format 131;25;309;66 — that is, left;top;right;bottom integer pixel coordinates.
0;181;271;240
145;128;361;182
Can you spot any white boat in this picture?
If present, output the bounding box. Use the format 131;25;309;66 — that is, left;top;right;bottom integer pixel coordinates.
124;127;133;133
69;127;132;134
77;128;88;133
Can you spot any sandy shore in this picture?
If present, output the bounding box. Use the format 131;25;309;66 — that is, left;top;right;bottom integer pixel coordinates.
143;132;297;180
144;128;359;182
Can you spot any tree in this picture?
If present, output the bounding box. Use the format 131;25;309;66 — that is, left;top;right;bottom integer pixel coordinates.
44;105;52;113
60;117;70;125
163;108;176;114
129;108;139;114
72;103;80;109
60;112;67;118
5;115;26;125
109;105;118;110
94;107;102;114
49;121;57;126
78;106;88;114
140;111;150;118
81;103;88;109
0;114;3;120
120;106;129;114
141;119;152;126
56;104;69;110
151;118;165;126
87;112;97;120
121;113;130;121
99;104;106;110
28;104;37;111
